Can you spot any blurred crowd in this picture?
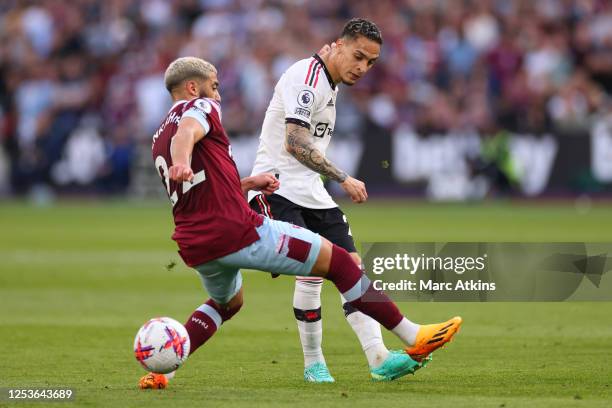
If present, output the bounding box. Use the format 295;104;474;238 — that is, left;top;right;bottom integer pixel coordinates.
0;0;611;195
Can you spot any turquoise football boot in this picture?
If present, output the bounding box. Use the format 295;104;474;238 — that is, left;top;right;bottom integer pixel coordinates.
370;351;432;381
304;362;335;383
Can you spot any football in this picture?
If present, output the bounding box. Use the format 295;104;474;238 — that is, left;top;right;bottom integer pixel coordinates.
134;317;190;374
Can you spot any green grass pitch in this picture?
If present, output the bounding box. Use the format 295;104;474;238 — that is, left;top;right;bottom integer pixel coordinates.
1;200;611;407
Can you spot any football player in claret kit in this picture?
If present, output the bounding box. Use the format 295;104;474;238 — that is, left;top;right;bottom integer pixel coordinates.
140;55;462;389
249;18;414;382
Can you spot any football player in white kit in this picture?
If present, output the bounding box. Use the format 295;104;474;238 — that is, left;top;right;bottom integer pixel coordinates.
249;19;426;382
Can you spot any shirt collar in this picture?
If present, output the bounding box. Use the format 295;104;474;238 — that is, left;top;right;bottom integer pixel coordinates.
170;99;187;111
313;53;336;90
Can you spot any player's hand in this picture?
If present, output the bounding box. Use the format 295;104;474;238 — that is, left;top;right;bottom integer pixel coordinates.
169;164;194;182
340;176;368;203
251;173;280;195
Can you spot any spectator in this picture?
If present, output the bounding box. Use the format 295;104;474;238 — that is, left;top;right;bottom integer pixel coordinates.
0;0;609;196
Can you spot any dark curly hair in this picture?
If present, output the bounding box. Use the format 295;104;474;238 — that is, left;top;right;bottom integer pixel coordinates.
340;18;383;45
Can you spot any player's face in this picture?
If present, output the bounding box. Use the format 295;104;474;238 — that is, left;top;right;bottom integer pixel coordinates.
198;73;221;102
335;36;380;86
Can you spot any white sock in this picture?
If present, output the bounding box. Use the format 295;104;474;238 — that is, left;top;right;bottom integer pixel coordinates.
163;371;176;380
391;317;421;346
294;278;325;367
341;294;389;368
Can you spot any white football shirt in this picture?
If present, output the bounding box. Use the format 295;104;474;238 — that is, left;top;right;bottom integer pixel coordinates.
248;54;339;209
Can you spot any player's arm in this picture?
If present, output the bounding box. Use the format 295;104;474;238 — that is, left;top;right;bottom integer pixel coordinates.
285;122;367;203
169;99;213;182
169;117;206;183
240;173;279;195
285;122;347;182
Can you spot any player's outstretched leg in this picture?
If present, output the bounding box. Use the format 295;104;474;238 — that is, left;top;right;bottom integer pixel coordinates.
184;293;243;354
139;290;243;389
311;241;462;368
293;277;334;383
341;252;420;381
342;296;415;381
294;274;417;382
404;317;463;362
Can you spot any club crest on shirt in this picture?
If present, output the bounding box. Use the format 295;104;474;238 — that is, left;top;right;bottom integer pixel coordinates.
297;90;315;108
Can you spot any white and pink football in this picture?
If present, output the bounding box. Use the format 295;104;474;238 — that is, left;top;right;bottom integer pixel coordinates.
134;317;190;374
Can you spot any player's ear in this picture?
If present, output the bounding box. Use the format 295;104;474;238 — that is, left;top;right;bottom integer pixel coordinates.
330;39;343;59
335;38;351;57
330;41;339;54
184;80;194;96
187;79;201;97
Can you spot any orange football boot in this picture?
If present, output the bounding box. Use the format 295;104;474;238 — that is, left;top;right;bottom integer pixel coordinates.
138;373;168;389
405;316;463;361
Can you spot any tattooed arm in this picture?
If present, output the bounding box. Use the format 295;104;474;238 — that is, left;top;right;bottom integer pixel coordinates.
285;122;368;203
285;122;347;182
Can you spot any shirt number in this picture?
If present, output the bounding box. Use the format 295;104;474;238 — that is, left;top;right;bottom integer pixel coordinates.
155;155;205;206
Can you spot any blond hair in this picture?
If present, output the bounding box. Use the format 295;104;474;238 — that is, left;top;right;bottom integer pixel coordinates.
164;57;217;93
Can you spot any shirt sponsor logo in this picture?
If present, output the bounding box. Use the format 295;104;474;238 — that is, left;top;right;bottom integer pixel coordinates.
294;107;311;118
297;90;315;108
314;122;329;138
